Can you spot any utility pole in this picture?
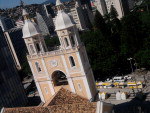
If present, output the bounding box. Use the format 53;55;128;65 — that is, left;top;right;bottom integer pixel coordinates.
127;57;133;73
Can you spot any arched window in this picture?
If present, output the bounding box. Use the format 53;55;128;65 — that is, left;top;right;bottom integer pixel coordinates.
30;45;35;54
35;62;42;72
64;38;69;47
69;56;75;67
52;71;68;86
36;43;41;52
70;36;75;46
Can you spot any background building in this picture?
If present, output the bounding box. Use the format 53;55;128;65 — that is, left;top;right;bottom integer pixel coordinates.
93;0;107;15
0;26;27;108
44;0;93;30
36;5;55;36
4;27;27;70
93;0;135;18
0;16;14;31
105;0;124;18
67;0;87;30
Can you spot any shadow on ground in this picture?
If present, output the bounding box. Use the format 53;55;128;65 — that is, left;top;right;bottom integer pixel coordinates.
114;92;150;113
27;96;41;106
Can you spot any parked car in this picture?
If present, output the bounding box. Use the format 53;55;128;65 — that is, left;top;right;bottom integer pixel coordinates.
124;75;132;80
113;76;125;82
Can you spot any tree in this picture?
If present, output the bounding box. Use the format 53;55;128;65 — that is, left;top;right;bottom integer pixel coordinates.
120;12;145;56
44;35;60;50
104;6;121;51
134;34;150;69
93;10;108;36
110;5;118;19
80;30;118;80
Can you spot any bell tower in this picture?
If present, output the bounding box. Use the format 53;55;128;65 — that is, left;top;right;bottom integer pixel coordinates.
22;9;47;55
55;1;81;49
23;0;97;103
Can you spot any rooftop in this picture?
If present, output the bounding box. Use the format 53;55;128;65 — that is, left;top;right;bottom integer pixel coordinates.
2;88;97;113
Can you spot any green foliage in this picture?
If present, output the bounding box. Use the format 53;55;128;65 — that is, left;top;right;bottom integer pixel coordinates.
93;10;106;30
44;35;60;50
80;30;118;80
83;3;150;80
120;12;148;56
93;10;112;39
19;56;32;81
110;5;118;19
135;50;150;69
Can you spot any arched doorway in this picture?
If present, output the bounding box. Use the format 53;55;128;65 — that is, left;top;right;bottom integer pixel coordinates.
52;71;68;86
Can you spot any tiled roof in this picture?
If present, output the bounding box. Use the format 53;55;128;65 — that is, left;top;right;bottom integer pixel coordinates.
44;87;89;106
3;88;97;113
3;103;97;113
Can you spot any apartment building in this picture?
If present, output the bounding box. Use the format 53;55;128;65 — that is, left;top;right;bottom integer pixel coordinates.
0;26;27;108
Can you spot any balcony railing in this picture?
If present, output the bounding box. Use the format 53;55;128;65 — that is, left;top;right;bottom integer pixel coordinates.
27;43;84;59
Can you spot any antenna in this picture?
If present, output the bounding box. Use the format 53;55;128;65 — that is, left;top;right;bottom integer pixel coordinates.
20;0;25;8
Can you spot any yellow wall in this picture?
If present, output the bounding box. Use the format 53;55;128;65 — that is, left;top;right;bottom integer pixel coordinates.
39;82;52;102
73;79;88;98
29;47;91;102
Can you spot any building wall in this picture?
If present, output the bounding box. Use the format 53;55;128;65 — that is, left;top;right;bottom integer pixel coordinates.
70;7;87;30
28;40;96;102
28;48;91;102
94;0;107;15
0;27;27;108
4;27;27;70
103;102;114;113
105;0;123;18
36;5;55;36
105;0;130;18
0;16;14;31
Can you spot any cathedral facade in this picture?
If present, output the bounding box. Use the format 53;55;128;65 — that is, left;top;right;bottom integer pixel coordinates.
22;0;97;103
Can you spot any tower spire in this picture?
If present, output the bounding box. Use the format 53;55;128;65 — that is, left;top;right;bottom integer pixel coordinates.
20;0;25;7
56;0;64;11
22;8;29;20
56;0;62;6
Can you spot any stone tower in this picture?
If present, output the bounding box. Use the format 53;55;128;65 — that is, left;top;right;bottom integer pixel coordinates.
22;0;97;103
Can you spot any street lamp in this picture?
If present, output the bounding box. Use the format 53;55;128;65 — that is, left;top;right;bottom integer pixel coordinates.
127;57;139;93
127;57;133;73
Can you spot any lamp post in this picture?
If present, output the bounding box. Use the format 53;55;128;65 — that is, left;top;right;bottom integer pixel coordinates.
134;63;138;70
127;58;139;93
127;57;133;73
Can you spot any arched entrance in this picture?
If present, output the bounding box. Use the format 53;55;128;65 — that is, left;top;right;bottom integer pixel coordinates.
52;71;68;86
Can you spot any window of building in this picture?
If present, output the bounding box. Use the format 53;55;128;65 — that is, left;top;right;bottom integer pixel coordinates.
44;87;48;94
52;71;68;86
64;38;69;47
29;45;35;54
78;83;82;91
35;62;42;72
70;36;75;46
36;43;41;52
69;56;75;67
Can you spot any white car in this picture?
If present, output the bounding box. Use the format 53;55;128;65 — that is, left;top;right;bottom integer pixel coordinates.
113;76;125;82
124;76;132;80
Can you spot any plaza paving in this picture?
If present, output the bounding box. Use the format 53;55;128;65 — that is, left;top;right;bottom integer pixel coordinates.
98;70;150;105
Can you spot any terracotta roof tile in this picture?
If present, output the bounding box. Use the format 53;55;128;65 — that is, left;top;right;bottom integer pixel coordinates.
44;87;89;106
3;88;96;113
4;103;97;113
